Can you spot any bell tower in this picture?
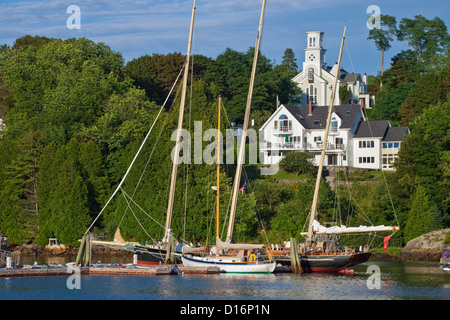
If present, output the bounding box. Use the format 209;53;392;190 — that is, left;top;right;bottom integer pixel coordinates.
303;31;327;75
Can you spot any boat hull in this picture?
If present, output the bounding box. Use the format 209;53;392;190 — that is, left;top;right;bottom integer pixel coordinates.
272;252;371;274
134;246;181;266
181;255;276;273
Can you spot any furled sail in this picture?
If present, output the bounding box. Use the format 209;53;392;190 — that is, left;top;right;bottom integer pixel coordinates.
301;220;399;235
215;236;264;251
114;227;126;243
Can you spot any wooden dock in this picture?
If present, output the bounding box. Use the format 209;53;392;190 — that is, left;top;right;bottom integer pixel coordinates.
0;264;220;278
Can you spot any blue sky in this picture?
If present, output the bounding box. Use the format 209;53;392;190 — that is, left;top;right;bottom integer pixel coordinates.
0;0;449;76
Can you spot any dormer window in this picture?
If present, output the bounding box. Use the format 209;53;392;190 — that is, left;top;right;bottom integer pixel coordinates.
331;117;338;132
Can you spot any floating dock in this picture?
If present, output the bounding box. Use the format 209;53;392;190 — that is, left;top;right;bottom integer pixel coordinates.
0;264;220;278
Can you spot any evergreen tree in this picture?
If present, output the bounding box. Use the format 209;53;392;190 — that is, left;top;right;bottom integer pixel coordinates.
367;15;397;82
0;130;42;243
404;185;432;243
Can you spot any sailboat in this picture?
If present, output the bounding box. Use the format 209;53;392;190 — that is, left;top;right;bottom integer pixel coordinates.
181;97;276;273
134;0;197;265
263;26;400;274
181;0;276;273
85;0;197;266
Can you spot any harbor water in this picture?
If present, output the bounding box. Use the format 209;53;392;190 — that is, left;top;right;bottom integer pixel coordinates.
0;259;448;300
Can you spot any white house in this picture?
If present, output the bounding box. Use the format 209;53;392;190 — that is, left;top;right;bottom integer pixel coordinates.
352;120;410;170
259;102;364;167
259;103;409;171
292;31;373;108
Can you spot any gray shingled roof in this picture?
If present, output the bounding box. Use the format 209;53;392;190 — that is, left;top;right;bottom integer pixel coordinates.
353;120;390;138
383;126;410;141
283;104;361;130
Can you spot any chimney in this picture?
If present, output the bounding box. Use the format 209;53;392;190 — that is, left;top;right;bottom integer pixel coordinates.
308;98;312;115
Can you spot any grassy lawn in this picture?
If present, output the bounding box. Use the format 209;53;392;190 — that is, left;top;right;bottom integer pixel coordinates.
370;247;403;256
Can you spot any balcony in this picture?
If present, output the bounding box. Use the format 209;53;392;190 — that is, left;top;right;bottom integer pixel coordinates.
273;125;293;135
261;142;303;151
306;142;345;152
261;142;345;152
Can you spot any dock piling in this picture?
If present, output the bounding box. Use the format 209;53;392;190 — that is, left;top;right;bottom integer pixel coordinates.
290;238;301;274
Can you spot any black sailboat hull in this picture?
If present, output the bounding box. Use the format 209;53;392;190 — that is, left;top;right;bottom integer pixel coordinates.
273;252;371;274
134;246;181;265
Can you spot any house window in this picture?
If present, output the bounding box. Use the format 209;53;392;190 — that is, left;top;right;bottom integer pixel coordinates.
359;140;375;148
314;87;317;104
278;114;291;132
331;118;338;132
274;120;278;130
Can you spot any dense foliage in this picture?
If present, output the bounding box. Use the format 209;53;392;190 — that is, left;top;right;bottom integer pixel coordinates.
0;37;301;246
0;13;448;249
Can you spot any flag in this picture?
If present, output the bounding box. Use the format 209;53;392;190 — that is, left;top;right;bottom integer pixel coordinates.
383;235;393;253
240;179;246;195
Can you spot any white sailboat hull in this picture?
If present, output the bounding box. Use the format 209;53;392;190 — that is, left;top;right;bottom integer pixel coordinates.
181;255;276;273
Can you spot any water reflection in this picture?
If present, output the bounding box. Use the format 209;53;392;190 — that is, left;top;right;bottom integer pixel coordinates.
1;260;448;300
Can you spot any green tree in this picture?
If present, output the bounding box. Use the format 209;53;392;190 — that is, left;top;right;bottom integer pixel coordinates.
397;15;449;64
2;37;129;144
273;48;302;105
125;53;185;105
233;192;258;242
0;130;42;244
367;15;397;82
279;151;316;176
404;185;432;243
395;100;450;223
37;138;108;245
338;86;351;104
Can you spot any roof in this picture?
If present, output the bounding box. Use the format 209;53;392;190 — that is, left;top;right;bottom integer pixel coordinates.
383;126;410;141
353;120;390;138
283;104;361;130
353;121;410;141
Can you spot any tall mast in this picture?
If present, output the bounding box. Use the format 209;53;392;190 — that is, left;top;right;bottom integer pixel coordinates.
164;0;196;242
226;0;266;243
307;26;346;245
216;97;221;238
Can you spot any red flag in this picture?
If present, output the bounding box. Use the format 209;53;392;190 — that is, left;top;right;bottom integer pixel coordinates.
383;235;393;253
240;179;246;195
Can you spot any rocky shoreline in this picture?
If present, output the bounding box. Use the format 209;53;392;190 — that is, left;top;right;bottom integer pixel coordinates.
10;243;131;257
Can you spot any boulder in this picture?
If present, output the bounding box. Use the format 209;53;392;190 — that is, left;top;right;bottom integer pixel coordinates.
401;229;449;261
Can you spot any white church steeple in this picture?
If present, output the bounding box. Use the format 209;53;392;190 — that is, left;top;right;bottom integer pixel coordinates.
303;31;327;74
